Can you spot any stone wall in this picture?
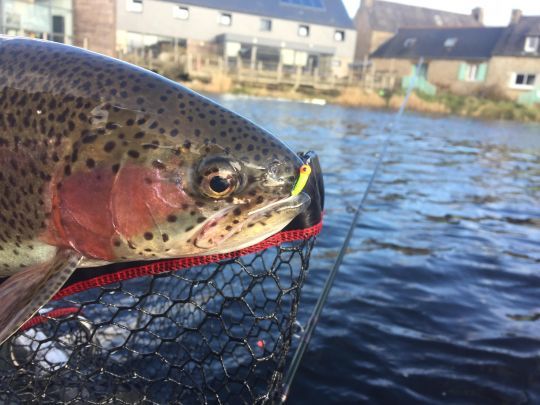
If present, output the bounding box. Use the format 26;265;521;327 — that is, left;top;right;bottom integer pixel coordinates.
371;57;532;98
486;56;540;100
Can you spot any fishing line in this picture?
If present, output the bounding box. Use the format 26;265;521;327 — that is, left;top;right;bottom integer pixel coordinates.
280;58;425;403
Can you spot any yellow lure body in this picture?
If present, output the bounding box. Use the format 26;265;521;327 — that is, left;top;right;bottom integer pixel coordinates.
291;164;312;196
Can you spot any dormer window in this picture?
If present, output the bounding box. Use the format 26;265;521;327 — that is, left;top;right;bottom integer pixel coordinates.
434;14;443;26
404;38;416;48
524;36;539;53
444;37;458;48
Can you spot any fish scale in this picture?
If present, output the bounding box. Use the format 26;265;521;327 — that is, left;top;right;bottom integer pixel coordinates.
0;37;311;344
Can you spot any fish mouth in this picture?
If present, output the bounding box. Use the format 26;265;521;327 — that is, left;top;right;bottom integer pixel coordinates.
194;192;311;251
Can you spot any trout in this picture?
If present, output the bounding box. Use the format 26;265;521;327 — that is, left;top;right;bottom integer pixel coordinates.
0;37;310;344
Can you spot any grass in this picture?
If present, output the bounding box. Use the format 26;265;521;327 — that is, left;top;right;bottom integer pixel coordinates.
414;91;540;122
185;74;540;122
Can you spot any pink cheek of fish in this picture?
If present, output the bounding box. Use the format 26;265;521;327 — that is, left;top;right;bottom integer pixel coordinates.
110;165;193;242
45;164;192;261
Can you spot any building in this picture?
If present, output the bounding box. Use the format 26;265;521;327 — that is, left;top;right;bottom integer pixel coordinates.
0;0;73;43
370;26;504;95
114;0;357;78
73;0;116;56
370;10;540;102
353;0;482;62
488;12;540;102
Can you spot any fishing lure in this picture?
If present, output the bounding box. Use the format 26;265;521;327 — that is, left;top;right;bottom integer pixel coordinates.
291;164;312;196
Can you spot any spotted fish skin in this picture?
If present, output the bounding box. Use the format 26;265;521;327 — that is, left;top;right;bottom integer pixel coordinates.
0;37;310;341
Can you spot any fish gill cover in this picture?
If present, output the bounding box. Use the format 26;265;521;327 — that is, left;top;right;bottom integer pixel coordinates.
0;38;324;403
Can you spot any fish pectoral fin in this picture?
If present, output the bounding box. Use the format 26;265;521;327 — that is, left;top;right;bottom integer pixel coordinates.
0;250;82;345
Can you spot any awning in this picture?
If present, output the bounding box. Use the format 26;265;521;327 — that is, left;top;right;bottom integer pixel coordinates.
215;33;335;55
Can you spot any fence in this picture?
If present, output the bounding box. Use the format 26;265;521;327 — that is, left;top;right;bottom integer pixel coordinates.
117;49;398;92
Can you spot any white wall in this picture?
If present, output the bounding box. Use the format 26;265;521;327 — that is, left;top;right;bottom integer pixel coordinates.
117;0;356;62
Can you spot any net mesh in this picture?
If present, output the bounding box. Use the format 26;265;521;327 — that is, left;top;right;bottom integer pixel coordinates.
0;237;316;404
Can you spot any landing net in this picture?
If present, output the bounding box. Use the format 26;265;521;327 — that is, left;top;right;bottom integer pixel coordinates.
0;152;323;404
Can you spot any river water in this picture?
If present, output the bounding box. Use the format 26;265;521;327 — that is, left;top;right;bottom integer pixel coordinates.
209;94;540;404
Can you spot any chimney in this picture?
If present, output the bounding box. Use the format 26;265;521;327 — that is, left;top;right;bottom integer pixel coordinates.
362;0;374;10
510;9;522;24
471;7;484;24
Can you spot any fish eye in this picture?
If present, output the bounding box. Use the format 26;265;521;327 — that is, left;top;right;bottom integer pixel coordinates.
209;175;231;194
198;157;239;199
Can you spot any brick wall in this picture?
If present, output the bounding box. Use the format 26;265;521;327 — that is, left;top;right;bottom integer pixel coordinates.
73;0;116;57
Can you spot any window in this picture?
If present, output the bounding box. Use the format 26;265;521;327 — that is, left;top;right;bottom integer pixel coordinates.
434;14;443;26
334;30;345;42
512;73;536;88
126;0;143;13
298;25;310;37
52;15;65;43
416;63;428;78
467;64;478;81
459;62;487;82
260;18;272;31
280;0;325;9
219;13;232;26
444;37;458;48
174;6;189;20
524;36;539;53
404;38;416;48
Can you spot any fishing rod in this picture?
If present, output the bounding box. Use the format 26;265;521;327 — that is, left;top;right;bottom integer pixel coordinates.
279;57;425;403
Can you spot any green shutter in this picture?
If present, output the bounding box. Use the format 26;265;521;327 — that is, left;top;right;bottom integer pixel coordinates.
458;63;467;81
477;63;488;82
411;64;417;76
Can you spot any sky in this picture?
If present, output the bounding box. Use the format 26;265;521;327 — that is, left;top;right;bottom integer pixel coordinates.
342;0;540;26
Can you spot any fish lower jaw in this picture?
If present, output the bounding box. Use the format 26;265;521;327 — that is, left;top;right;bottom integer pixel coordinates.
198;193;311;255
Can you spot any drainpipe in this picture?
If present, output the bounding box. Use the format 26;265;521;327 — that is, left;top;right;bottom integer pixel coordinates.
0;1;3;35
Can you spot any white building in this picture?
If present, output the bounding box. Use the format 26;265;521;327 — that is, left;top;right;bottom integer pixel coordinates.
116;0;357;77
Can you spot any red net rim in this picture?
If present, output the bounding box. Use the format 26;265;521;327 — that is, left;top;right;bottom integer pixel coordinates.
20;307;81;332
52;220;323;301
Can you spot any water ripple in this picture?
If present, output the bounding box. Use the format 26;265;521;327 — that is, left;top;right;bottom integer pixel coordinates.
209;95;540;404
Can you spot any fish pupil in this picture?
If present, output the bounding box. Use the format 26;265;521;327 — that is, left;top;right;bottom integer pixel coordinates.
209;176;230;193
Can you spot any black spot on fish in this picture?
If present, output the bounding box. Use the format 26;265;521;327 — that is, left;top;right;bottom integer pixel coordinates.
104;141;115;152
144;232;153;240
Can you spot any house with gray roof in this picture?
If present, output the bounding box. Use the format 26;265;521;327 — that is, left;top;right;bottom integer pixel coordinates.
353;0;483;62
487;13;540;103
112;0;356;78
369;10;540;103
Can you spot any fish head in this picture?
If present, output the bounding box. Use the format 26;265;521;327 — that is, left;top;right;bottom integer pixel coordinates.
182;140;309;254
97;94;311;259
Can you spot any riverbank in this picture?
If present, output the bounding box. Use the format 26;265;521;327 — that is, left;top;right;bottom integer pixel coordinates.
187;78;540;123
